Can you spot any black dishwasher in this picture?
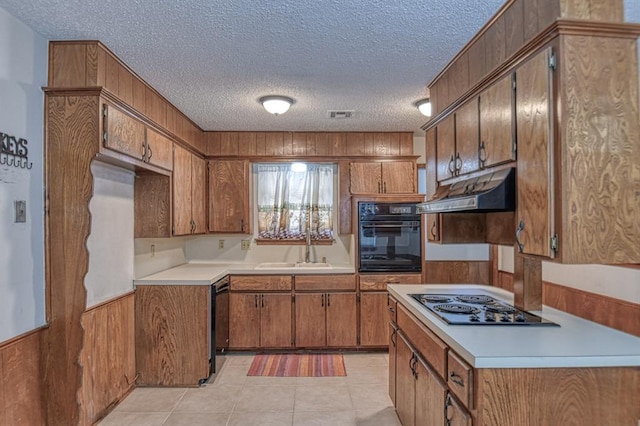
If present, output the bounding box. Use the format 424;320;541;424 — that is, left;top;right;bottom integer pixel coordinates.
211;276;229;376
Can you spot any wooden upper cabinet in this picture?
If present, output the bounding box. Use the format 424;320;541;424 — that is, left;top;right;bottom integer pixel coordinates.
146;128;174;171
191;155;207;234
173;144;205;236
209;160;250;233
103;104;145;161
424;128;440;242
515;48;554;258
436;115;456;181
350;162;382;193
350;161;416;194
454;97;480;176
382;161;416;193
479;74;515;169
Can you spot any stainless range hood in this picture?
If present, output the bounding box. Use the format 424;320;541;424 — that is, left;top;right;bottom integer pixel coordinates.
417;167;515;214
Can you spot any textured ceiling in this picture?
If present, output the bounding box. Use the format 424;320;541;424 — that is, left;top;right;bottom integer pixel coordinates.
1;1;639;135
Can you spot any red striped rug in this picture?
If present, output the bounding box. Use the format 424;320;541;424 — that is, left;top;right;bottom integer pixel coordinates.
247;353;346;377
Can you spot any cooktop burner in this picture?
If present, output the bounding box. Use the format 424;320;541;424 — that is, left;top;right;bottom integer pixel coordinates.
434;303;480;315
409;293;559;326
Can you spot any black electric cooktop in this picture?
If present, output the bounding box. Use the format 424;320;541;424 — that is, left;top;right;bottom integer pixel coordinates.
409;293;559;326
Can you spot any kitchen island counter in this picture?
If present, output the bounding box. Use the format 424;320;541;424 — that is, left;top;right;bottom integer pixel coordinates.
134;261;356;286
388;284;640;369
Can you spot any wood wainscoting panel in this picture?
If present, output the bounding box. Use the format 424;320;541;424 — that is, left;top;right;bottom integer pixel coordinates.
543;281;640;337
0;329;44;425
476;367;639;426
424;261;490;284
79;293;135;425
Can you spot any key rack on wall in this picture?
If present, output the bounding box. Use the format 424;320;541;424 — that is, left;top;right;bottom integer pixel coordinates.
0;132;33;169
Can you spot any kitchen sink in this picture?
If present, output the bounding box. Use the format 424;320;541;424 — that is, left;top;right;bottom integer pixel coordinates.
255;262;332;269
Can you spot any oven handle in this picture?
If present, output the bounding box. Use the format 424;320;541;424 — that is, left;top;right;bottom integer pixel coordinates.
361;224;419;228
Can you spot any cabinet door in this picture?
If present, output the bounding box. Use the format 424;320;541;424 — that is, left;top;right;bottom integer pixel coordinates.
145;127;173;171
455;97;480;175
382;161;416;193
191;155;207;234
446;393;472;426
436;114;456;181
260;294;292;348
388;323;398;405
229;293;260;349
172;144;193;236
425;127;440;242
350;162;381;193
326;293;357;347
415;356;447;426
395;333;416;426
516;48;554;257
135;285;209;386
480;74;515;168
295;293;326;348
209;160;250;233
359;292;388;347
103;104;145;160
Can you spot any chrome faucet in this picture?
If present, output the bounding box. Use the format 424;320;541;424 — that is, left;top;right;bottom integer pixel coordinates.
304;210;314;263
305;224;312;263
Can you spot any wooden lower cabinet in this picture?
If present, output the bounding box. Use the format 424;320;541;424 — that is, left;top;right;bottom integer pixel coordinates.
229;293;292;349
135;285;209;386
359;292;388;347
391;298;639;426
295;292;357;348
388;323;398;405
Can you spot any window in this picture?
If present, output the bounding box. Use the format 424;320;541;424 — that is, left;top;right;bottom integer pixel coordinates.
255;163;335;242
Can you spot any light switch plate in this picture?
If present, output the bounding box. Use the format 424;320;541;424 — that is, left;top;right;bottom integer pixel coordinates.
15;200;26;223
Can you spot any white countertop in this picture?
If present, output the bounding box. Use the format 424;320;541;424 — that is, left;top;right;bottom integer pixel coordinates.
134;262;356;285
388;284;640;369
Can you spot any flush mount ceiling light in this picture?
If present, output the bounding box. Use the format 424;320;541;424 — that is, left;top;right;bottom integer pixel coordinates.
259;95;294;116
415;98;432;117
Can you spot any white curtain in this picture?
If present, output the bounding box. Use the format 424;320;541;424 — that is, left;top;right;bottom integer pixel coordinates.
256;164;334;240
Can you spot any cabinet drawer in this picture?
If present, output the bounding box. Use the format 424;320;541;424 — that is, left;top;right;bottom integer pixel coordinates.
387;295;397;323
359;273;422;291
447;350;474;409
397;304;448;378
230;275;292;291
295;275;356;291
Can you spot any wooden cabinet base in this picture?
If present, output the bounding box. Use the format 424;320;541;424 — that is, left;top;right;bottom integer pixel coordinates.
135;286;210;386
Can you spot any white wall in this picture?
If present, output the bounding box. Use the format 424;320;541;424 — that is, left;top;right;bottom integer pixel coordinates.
85;162;135;307
498;245;640;304
0;7;47;342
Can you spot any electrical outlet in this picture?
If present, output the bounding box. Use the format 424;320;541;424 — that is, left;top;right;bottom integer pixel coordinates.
150;244;155;257
218;239;225;249
14;200;26;223
241;240;251;250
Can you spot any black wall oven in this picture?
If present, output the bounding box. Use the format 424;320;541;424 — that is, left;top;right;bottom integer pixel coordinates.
358;202;422;273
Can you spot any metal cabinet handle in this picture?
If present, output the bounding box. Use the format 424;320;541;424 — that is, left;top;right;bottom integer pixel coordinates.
449;371;464;387
390;328;397;347
387;305;395;314
516;220;525;253
327;294;331;307
445;393;452;426
147;144;153;162
261;294;264;308
254;294;258;308
455;153;462;175
321;294;324;307
142;142;147;161
448;155;455;175
383;181;387;193
479;141;487;168
430;221;437;238
377;180;382;193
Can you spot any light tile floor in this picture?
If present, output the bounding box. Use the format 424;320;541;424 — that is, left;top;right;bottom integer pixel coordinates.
99;353;401;426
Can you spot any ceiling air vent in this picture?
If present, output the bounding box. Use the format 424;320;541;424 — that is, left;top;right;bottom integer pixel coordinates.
327;110;354;119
